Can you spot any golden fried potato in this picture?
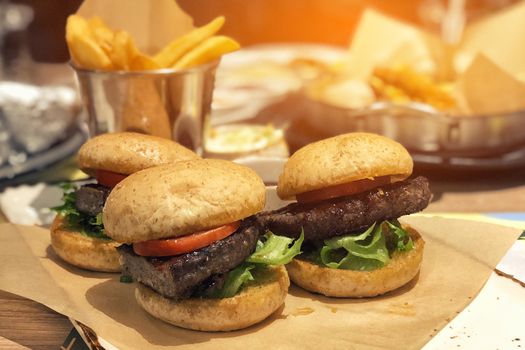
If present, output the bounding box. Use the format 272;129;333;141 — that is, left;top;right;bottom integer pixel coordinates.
66;15;112;70
109;31;139;71
66;14;238;71
87;16;114;55
172;35;239;69
130;53;161;71
154;16;225;68
371;65;456;110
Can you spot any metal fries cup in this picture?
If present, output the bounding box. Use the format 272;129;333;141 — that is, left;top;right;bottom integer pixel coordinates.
71;61;218;154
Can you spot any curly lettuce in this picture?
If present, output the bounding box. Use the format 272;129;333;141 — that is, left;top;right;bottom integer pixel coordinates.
314;220;413;271
51;183;110;240
208;231;304;298
247;230;304;265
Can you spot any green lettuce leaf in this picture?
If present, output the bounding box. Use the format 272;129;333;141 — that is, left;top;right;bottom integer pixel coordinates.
51;183;110;240
205;231;304;299
386;220;414;251
246;231;304;265
209;263;255;298
316;220;413;271
320;223;390;271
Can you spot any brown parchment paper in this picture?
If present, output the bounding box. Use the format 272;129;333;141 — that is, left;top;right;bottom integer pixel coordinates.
77;0;194;54
0;216;520;350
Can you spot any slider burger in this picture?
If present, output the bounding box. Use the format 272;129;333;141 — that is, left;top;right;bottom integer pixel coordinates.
102;159;303;331
51;132;199;272
257;132;432;297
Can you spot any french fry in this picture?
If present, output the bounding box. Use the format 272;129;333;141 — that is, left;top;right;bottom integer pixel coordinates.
154;16;225;68
110;31;161;71
371;65;456;110
66;14;238;72
65;15;90;64
172;35;240;69
88;16;114;55
66;15;112;70
109;31;139;70
130;53;161;71
66;15;90;42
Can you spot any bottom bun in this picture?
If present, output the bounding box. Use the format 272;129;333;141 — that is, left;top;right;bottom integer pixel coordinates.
50;215;121;272
135;265;290;331
287;226;424;298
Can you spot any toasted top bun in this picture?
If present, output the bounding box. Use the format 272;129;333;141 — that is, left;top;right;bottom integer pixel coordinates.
103;159;266;243
277;132;413;199
77;132;199;176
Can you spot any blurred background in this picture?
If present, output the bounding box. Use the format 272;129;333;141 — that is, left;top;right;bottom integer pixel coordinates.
11;0;521;60
1;0;525;184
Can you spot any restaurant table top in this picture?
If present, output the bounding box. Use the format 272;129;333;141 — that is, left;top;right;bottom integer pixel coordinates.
1;161;524;349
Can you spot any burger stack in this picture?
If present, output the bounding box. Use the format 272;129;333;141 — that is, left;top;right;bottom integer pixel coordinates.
257;132;432;297
51;132;199;272
52;131;432;332
103;159;300;331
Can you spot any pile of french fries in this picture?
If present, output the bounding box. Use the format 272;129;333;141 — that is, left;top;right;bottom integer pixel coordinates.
66;15;239;71
370;65;456;111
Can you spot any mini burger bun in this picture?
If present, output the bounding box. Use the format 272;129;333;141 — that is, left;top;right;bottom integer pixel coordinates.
135;265;289;331
286;226;424;298
77;132;199;176
50;216;121;272
103;159;266;243
277;132;413;200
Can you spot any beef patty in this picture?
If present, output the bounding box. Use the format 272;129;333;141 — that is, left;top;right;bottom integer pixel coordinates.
74;184;110;216
256;176;431;241
117;219;261;299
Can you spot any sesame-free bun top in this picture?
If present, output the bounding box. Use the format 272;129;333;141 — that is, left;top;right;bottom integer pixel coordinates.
277;133;413;199
103;159;266;243
77;132;199;176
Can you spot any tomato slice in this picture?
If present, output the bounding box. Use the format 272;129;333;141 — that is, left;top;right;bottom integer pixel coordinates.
296;176;393;204
95;169;127;188
133;221;240;257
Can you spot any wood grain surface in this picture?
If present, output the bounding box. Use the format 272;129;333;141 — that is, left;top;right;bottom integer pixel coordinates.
0;291;71;350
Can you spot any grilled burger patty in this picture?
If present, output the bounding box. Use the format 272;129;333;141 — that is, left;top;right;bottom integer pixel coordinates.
117;219;261;299
74;184;111;216
256;176;431;241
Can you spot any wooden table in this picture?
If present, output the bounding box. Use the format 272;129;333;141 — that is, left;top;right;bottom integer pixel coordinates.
1;170;524;349
424;169;525;212
0;292;72;350
0;211;74;349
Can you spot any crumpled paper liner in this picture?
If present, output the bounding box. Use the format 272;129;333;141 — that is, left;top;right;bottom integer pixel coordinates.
346;10;444;80
344;5;525;115
459;1;525;76
77;0;194;54
0;216;520;349
456;54;525;115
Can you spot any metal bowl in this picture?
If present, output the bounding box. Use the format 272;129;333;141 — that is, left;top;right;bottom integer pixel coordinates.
303;97;525;159
71;61;218;154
